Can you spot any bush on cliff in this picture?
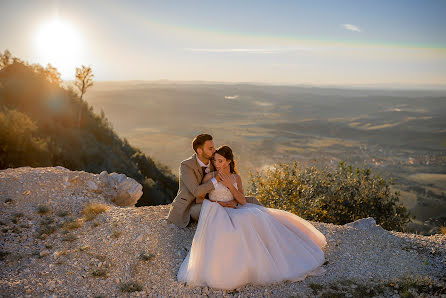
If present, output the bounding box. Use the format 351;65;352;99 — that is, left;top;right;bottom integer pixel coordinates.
247;160;412;231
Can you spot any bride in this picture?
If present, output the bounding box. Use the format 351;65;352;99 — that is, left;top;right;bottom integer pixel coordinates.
177;145;327;290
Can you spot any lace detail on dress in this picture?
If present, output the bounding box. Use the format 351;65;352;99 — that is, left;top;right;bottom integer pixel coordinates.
208;173;238;202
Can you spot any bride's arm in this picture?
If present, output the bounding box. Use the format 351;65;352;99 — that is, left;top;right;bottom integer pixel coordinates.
233;174;246;205
220;173;246;206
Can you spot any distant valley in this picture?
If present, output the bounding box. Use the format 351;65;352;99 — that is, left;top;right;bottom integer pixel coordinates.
84;81;446;234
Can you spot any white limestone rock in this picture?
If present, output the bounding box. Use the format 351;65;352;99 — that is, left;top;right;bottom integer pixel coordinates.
345;217;382;230
97;171;143;206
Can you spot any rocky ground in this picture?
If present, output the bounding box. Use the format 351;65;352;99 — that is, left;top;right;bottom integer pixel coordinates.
1;166;445;297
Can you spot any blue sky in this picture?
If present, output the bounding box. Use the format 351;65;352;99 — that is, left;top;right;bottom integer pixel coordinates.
1;0;445;87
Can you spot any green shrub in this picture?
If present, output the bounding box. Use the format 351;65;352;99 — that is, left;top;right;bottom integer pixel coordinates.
247;160;411;231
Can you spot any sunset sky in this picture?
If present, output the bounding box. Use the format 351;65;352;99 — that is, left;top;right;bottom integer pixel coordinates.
1;0;445;88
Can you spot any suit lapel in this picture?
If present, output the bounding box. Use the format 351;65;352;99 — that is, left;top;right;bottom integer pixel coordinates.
188;153;203;178
196;156;205;177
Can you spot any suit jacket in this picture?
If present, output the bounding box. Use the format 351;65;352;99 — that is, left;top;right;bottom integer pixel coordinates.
167;153;215;228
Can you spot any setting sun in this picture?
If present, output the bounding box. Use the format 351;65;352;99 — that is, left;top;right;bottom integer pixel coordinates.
33;19;83;79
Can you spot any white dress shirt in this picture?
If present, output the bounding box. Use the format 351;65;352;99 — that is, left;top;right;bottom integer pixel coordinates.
196;155;218;187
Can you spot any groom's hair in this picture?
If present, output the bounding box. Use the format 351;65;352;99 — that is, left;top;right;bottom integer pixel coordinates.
193;134;213;152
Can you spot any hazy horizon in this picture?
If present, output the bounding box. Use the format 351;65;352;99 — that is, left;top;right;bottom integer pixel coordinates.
64;79;446;91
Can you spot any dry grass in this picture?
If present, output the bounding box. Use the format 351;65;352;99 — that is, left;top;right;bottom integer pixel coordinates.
441;226;446;235
58;250;71;256
90;268;109;277
139;251;155;261
62;234;78;242
82;202;110;221
119;281;142;293
111;230;122;238
63;218;83;230
36;216;58;239
37;204;51;215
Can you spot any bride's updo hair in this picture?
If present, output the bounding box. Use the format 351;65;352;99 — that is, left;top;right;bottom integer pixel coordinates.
215;145;237;174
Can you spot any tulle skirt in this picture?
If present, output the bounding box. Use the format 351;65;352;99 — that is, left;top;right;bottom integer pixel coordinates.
177;200;327;290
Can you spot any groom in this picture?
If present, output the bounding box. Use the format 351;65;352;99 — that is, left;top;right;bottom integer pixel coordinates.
166;133;262;228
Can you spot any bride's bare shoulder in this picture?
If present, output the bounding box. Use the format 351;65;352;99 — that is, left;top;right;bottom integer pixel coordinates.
233;173;243;185
233;173;242;180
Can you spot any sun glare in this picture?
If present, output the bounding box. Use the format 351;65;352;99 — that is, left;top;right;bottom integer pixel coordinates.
34;19;83;80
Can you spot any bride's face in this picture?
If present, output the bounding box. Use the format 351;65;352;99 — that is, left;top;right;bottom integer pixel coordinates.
213;153;230;171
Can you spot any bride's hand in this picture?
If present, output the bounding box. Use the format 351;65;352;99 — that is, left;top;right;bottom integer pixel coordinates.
218;200;237;208
218;172;233;189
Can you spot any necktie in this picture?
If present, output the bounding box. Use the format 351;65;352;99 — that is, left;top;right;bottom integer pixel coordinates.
201;166;207;183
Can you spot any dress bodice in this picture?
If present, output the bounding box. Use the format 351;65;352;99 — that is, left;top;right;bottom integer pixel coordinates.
208;173;238;202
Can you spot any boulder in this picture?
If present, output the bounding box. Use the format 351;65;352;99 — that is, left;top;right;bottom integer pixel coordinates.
98;171;143;207
345;217;381;230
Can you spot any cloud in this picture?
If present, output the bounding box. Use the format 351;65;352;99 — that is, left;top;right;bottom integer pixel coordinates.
342;24;361;32
254;101;273;106
184;47;317;54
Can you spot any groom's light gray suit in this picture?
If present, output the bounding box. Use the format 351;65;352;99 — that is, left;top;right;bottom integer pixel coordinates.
167;153;262;228
166;153;216;228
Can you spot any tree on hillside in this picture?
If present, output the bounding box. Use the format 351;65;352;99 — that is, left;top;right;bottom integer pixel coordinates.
0;49;13;70
0;49;24;71
74;65;94;128
43;63;61;85
0;107;51;168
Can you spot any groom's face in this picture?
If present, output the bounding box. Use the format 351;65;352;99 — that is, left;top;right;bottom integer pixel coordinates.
198;140;216;161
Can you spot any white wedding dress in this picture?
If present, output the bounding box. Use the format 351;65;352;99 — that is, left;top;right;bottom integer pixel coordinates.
177;174;327;290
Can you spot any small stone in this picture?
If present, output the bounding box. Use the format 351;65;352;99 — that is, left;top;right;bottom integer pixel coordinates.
87;180;98;191
135;233;144;241
47;280;56;290
40;250;50;257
